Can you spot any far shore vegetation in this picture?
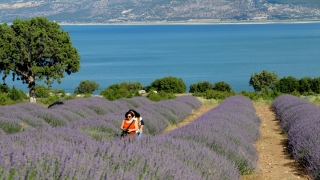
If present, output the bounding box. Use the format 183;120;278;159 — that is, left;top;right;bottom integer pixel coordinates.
1;70;320;107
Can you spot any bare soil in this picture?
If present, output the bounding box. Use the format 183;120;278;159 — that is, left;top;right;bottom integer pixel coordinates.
165;100;312;180
242;102;311;180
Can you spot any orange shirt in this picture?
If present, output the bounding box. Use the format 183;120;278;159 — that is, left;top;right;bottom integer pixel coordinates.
123;120;136;135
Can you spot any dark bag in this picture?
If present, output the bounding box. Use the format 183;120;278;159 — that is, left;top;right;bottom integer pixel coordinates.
120;120;134;138
120;130;129;138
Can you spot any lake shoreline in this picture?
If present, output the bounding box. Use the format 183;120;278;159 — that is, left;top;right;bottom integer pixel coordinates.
58;19;320;25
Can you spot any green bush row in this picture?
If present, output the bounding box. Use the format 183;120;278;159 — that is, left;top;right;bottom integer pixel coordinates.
3;71;320;106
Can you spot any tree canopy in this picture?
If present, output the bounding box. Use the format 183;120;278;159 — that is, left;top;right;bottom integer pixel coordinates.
74;80;99;94
189;81;213;93
249;70;278;92
213;81;232;92
0;17;80;102
151;76;186;93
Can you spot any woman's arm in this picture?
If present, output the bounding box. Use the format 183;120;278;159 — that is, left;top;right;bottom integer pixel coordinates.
120;120;125;130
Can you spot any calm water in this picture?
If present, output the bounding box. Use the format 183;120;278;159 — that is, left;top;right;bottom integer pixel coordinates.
5;22;320;94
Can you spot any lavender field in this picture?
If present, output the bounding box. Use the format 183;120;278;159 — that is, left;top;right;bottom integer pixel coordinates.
166;95;261;175
0;95;261;179
272;94;320;180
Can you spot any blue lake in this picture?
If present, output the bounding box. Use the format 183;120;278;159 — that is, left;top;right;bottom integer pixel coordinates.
4;22;320;94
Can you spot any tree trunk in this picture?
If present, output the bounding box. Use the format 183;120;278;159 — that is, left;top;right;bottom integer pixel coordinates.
28;77;36;103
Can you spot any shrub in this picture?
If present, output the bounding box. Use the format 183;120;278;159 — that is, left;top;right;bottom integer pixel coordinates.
261;88;282;100
100;83;141;101
212;81;232;92
120;82;143;92
39;95;61;105
19;90;28;99
0;84;10;93
100;84;127;100
146;91;176;102
63;94;76;101
204;90;235;100
0;95;9;105
238;91;261;101
151;76;186;93
7;86;23;101
74;80;99;94
189;81;213;93
249;70;278;92
191;92;204;97
299;77;312;94
275;76;299;94
100;89;120;100
311;77;320;94
146;91;161;101
35;85;50;98
51;89;66;97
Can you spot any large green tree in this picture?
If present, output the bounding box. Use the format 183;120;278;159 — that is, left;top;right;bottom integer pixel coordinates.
249;70;278;92
0;17;80;103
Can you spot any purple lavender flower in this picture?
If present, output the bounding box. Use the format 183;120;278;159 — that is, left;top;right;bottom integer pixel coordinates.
272;94;320;179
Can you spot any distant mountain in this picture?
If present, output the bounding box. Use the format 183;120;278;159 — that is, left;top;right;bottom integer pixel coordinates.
0;0;319;23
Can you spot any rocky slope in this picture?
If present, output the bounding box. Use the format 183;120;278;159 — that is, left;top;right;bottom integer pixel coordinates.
0;0;320;23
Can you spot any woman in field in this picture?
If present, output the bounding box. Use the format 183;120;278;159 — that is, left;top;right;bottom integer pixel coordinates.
120;111;139;138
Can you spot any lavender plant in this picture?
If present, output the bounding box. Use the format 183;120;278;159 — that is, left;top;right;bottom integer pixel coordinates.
0;117;25;134
1;95;249;179
167;95;261;175
49;96;153;117
0;127;239;179
68;96;202;139
272;94;320;179
0;97;154;134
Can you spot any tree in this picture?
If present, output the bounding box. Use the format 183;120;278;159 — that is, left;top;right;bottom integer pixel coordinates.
0;17;80;103
151;76;186;93
189;81;213;93
7;86;23;101
74;80;99;94
275;76;299;94
120;82;143;92
35;84;50;98
212;81;232;92
311;77;320;94
249;70;278;92
298;76;312;94
100;84;124;100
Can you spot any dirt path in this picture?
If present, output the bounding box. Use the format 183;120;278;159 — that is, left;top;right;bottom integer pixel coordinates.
165;100;312;180
242;102;311;180
163;104;217;132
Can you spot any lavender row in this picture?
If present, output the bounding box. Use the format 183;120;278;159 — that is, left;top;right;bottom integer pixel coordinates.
67;96;202;140
50;96;154;116
166;95;261;175
0;128;238;179
271;94;320;179
0;97;153;134
0;96;241;179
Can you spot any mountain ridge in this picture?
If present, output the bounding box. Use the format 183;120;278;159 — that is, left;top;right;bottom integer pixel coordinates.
0;0;320;23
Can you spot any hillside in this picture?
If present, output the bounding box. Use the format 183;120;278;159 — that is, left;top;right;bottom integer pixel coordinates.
0;0;320;23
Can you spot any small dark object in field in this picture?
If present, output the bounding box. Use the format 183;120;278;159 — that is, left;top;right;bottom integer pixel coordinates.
48;101;64;108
